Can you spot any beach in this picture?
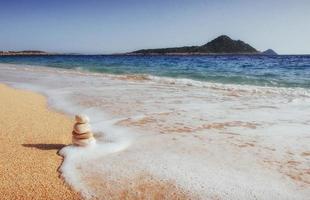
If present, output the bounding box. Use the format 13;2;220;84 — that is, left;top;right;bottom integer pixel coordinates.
0;84;81;199
1;0;309;198
0;80;190;200
0;62;309;199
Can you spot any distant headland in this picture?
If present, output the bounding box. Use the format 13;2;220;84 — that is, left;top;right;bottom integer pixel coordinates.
128;35;277;55
0;50;49;56
0;35;278;56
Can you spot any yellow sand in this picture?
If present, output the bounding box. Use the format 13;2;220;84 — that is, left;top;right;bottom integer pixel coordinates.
0;84;81;200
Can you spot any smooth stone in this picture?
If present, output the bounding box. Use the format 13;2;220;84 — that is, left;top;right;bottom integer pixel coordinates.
73;123;91;134
75;114;90;124
72;131;93;139
72;137;95;146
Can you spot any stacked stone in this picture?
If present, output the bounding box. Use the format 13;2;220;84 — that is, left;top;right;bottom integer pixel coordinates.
72;114;95;146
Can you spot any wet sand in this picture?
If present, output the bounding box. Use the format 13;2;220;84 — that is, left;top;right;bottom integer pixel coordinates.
0;84;81;199
0;64;309;199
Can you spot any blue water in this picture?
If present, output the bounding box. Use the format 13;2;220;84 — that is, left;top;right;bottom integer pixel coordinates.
0;55;310;88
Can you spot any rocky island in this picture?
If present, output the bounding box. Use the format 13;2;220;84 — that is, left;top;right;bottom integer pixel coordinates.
0;36;277;56
262;49;278;55
129;35;274;55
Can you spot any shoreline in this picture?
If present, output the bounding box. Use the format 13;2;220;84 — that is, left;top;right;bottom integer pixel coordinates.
0;63;309;93
0;84;81;199
0;63;309;199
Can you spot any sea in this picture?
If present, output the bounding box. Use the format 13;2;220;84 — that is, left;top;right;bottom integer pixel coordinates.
0;55;310;88
0;55;309;199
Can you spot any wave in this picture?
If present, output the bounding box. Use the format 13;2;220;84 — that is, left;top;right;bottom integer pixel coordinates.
2;63;309;98
1;63;310;199
0;54;310;89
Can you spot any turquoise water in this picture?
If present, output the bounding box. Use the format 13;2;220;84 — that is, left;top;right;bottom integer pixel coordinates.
0;55;310;88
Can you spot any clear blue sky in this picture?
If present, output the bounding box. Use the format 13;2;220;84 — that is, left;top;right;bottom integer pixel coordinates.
0;0;309;54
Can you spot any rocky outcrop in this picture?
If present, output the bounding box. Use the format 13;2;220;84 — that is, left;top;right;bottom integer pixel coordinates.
262;49;277;55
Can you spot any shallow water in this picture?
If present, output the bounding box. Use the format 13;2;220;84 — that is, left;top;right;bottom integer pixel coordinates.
0;55;310;88
0;63;309;199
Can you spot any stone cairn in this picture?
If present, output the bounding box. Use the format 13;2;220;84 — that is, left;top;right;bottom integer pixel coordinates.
72;114;95;146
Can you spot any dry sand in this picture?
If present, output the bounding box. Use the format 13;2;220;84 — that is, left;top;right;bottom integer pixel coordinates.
0;84;81;200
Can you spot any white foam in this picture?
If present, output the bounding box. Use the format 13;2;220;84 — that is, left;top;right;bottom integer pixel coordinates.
0;63;309;199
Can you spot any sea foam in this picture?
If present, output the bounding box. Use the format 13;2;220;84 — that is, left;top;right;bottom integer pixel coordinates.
0;63;309;199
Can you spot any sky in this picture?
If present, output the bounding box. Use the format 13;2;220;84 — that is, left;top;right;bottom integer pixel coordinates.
0;0;309;54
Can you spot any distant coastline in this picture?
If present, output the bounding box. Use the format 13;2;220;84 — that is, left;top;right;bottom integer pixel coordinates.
0;50;51;56
124;52;263;56
0;52;279;57
127;35;277;55
0;35;278;56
